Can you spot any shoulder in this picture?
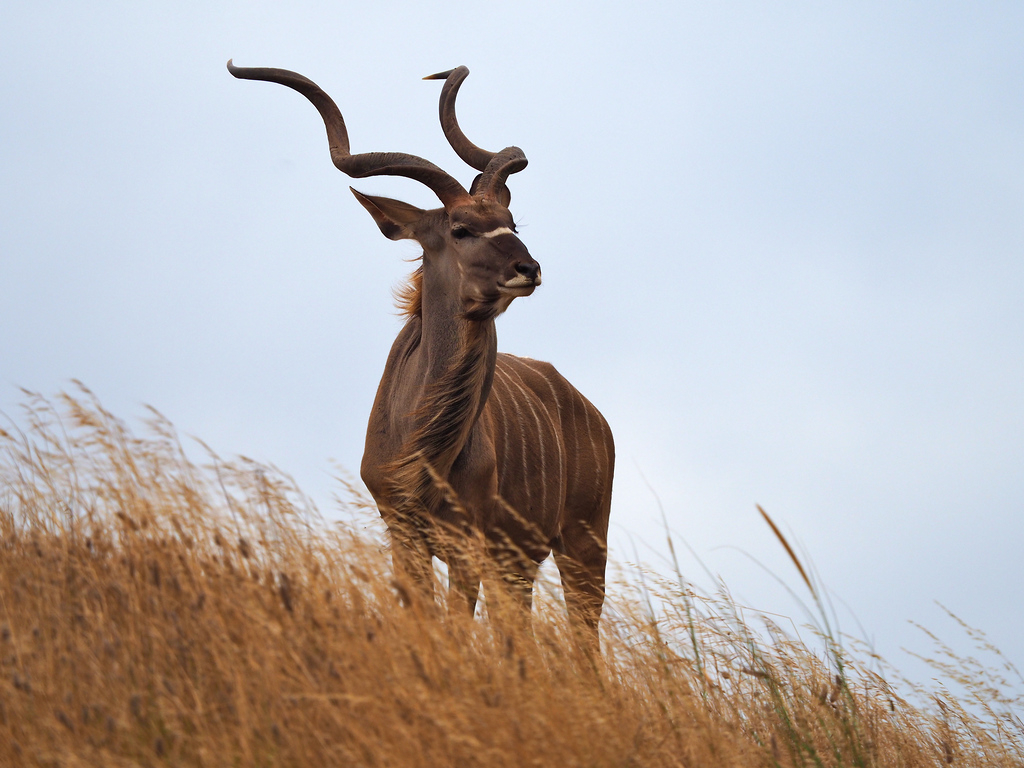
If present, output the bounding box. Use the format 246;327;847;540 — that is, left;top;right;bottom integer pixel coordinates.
497;353;559;379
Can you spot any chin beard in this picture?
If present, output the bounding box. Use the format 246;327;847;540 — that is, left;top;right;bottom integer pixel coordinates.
461;295;509;322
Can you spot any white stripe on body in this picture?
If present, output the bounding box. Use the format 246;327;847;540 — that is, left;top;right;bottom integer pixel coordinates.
503;362;550;516
596;407;611;493
520;359;567;512
490;371;511;498
566;370;582;499
494;364;530;508
498;359;549;518
581;397;602;494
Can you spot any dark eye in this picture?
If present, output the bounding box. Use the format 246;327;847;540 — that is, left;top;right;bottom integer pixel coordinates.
452;226;470;239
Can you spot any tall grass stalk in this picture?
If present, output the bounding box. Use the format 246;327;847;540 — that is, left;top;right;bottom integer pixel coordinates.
0;387;1020;766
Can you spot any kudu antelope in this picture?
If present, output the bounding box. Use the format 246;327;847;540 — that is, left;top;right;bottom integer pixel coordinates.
228;61;614;641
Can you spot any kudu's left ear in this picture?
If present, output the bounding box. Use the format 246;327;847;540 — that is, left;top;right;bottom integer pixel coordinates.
350;188;426;241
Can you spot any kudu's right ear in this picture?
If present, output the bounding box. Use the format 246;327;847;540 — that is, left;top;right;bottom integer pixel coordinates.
350;188;426;241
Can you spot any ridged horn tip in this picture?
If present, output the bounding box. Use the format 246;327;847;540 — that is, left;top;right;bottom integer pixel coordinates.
423;67;462;81
226;59;244;77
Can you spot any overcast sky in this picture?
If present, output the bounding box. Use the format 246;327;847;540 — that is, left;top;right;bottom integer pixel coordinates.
3;1;1022;689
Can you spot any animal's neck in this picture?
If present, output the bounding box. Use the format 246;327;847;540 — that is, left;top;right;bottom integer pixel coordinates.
383;290;497;522
414;287;497;470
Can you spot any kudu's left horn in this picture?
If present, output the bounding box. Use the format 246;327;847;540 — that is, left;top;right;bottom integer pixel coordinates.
228;60;472;210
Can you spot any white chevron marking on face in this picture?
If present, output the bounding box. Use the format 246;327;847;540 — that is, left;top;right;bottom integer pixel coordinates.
481;227;514;238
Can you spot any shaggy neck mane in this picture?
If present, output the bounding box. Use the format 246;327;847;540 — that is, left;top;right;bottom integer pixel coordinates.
394;265;424;318
382;319;494;529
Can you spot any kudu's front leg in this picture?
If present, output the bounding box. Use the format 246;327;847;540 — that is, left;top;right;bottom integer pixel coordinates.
554;545;607;655
446;554;480;617
388;524;435;609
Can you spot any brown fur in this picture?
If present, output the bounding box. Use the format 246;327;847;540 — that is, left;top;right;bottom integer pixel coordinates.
380;321;492;531
393;264;424;318
229;61;614;646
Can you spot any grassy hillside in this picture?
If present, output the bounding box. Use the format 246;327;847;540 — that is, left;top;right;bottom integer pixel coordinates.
1;388;1020;767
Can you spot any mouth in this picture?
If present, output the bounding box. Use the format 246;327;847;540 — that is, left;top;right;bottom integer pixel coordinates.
498;274;541;296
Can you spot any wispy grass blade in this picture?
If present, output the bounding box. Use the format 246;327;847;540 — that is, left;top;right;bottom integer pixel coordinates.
0;391;1018;767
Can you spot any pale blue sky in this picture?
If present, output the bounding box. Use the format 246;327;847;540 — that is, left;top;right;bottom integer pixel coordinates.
2;1;1022;688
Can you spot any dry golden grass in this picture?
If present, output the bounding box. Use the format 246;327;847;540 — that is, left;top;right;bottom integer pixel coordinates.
1;386;1021;767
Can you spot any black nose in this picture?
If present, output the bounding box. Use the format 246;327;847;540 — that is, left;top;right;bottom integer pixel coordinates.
515;260;540;281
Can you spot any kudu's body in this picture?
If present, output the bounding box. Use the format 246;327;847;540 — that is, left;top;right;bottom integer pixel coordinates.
229;62;614;639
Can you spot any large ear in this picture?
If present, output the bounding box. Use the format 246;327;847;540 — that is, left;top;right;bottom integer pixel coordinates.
350;188;426;241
